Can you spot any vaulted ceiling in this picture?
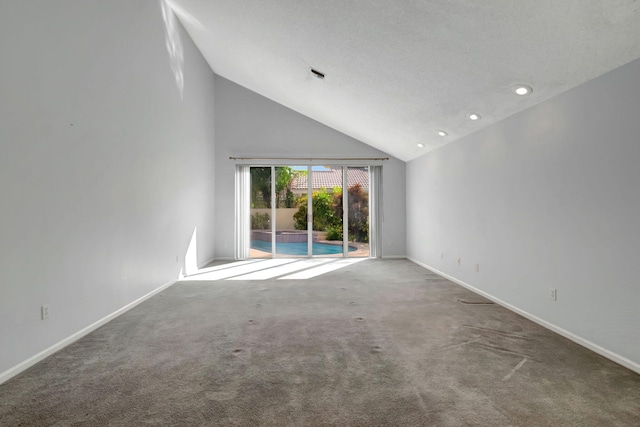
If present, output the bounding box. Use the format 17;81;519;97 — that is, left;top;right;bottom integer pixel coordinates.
169;0;640;161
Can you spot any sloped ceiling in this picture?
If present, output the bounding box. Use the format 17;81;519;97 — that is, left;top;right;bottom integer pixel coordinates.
169;0;640;161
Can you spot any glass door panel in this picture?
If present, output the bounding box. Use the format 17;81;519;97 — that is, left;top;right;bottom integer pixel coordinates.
311;166;344;256
249;167;272;258
347;166;370;257
275;166;308;257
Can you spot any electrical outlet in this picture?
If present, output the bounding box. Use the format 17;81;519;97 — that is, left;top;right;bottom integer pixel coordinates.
475;264;480;273
41;305;50;320
550;288;557;301
457;257;461;265
441;252;444;259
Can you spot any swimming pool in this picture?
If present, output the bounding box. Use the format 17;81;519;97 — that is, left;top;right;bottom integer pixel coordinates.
250;240;356;255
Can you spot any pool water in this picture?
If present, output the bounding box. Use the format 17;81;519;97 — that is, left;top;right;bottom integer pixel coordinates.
251;240;355;255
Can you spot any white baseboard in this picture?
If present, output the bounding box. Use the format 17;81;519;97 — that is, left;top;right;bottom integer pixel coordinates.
382;255;407;259
0;279;177;385
408;257;640;375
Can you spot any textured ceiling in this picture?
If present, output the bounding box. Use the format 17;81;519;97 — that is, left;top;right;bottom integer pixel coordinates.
169;0;640;161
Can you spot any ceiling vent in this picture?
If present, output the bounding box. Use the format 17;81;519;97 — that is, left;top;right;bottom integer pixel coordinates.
310;68;325;79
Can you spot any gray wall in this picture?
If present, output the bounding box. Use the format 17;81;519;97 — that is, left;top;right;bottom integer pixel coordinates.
213;76;406;259
407;58;640;371
0;1;216;377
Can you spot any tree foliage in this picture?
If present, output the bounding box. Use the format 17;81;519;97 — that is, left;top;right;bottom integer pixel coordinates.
251;166;299;208
250;167;272;208
347;184;368;242
275;167;295;208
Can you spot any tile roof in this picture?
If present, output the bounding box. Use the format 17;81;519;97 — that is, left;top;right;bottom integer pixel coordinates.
291;168;369;191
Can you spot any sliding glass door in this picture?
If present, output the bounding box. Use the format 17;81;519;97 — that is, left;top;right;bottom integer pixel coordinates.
249;166;272;258
249;166;309;258
243;163;377;259
275;166;307;257
347;167;370;257
310;166;344;256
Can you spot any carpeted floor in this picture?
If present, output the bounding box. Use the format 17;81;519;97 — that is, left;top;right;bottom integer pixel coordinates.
1;259;639;426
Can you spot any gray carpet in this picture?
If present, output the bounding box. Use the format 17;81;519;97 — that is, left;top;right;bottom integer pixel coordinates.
1;259;639;426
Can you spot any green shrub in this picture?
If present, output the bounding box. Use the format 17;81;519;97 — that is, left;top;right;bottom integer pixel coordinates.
293;189;343;231
251;212;270;229
292;184;369;243
326;225;343;241
293;198;307;230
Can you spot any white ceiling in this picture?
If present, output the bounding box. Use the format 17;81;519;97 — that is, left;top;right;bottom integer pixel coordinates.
169;0;640;161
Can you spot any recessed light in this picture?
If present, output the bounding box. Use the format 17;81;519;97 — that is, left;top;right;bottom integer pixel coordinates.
417;143;425;148
468;113;481;121
512;84;532;95
437;130;448;137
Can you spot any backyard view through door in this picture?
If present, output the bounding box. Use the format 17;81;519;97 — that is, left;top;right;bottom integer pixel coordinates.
249;166;370;258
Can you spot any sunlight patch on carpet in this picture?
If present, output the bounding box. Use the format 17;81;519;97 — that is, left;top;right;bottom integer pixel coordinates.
228;259;333;280
179;258;366;281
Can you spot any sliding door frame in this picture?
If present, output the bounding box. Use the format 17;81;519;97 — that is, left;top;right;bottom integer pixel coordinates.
235;158;384;259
